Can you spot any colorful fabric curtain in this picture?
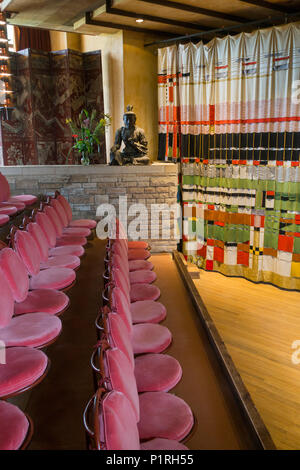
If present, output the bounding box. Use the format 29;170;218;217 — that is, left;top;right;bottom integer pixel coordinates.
158;22;300;289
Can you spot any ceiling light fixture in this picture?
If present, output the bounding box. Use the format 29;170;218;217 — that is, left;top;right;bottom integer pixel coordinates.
136;18;144;23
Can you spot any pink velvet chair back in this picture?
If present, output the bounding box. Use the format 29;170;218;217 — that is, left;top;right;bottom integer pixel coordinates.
50;198;68;228
27;222;50;262
57;195;73;224
111;239;128;259
110;286;132;335
104;312;134;369
115;219;128;244
14;230;41;276
84;390;140;450
103;348;140;422
110;267;130;304
35;212;57;247
44;206;63;238
0;267;15;327
0;172;10;201
111;252;129;276
102;391;140;450
0;248;29;302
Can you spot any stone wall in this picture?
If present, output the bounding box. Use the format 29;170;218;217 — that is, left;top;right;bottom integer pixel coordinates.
0;163;178;252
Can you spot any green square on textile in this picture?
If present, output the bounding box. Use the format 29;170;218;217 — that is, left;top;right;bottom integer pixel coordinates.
212;225;224;241
266;180;276;191
223;224;248;243
255;191;262;209
264;229;278;250
182;175;193;186
294;237;300;254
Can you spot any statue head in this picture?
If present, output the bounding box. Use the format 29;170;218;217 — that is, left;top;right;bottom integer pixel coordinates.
123;105;136;129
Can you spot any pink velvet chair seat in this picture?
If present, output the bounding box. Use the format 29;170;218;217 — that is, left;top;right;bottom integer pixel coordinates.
8;194;37;206
128;249;151;261
0;401;30;450
63;227;91;237
134;353;182;392
130;300;166;324
128;241;149;250
138;392;194;441
29;267;76;290
40;254;80;270
0;201;25;211
132;323;172;355
128;260;154;272
49;245;84;258
55;235;87;247
141;439;189;450
129;270;157;285
0;312;62;348
0;206;17;216
14;289;69;316
0;346;48;398
0;214;9;226
130;283;161;302
69;219;97;229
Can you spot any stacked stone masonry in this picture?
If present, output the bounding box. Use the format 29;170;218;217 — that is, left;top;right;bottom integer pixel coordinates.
0;163;179;252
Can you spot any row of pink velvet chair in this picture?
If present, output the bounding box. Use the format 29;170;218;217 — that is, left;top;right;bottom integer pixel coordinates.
0;192;97;450
83;220;194;450
0;172;38;228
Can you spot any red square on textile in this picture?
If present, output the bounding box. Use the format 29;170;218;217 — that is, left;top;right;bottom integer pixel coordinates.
197;245;206;258
206;260;213;270
214;246;224;263
278;235;294;252
207;239;214;246
237;251;249;266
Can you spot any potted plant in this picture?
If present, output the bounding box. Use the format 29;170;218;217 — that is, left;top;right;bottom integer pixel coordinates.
66;109;110;165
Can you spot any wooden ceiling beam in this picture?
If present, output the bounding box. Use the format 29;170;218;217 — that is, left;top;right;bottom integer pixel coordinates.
85;11;175;36
139;0;249;23
108;7;211;31
238;0;297;13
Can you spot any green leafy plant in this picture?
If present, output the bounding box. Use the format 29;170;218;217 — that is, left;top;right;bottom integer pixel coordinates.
66;109;111;165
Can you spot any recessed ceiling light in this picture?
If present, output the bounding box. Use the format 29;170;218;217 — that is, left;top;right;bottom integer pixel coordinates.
136;18;144;23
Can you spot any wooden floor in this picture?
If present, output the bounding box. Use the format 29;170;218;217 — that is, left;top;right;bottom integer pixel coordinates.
193;269;300;450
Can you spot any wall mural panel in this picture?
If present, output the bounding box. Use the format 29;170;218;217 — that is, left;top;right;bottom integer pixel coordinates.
0;48;105;165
